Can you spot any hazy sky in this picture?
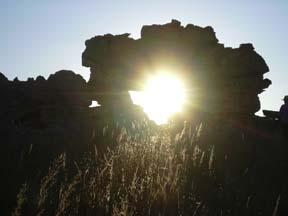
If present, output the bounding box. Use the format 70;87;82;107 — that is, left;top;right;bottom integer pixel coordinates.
0;0;287;113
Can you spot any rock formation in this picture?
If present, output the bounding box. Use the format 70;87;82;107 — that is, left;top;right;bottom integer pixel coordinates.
0;70;147;214
82;19;271;116
0;72;8;83
0;70;92;127
0;20;276;214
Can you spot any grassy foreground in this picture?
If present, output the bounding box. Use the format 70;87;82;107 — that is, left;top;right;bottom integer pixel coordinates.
13;117;288;216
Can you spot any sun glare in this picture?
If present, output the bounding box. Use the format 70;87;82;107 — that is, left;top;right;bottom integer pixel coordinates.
129;73;186;124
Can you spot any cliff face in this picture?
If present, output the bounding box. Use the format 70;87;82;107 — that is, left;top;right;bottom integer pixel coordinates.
82;20;271;115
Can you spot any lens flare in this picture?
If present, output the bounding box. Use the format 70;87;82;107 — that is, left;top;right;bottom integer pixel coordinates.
130;73;186;124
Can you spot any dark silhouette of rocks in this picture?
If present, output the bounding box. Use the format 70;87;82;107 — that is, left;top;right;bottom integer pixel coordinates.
0;20;285;215
0;72;8;83
82;19;271;116
0;69;147;214
0;70;90;112
263;110;280;120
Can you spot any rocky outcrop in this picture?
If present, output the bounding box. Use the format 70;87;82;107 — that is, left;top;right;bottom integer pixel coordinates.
0;70;93;128
82;20;271;115
0;70;149;214
0;72;8;83
0;20;278;215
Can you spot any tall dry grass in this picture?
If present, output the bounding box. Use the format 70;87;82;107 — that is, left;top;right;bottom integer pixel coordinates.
13;118;288;215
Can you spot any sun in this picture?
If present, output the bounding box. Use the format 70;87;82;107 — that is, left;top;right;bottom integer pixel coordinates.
129;73;186;124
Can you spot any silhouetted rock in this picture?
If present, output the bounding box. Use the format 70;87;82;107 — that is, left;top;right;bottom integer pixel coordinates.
0;67;148;212
82;19;271;115
36;75;46;82
0;20;279;215
47;70;86;89
27;77;34;83
44;70;91;107
82;33;136;107
0;72;8;83
13;77;19;82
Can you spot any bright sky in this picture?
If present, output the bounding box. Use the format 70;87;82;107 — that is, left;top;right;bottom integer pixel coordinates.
0;0;287;113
